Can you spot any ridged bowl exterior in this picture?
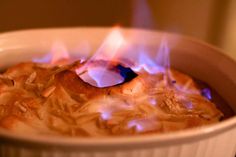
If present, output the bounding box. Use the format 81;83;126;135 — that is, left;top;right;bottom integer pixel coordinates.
1;127;235;157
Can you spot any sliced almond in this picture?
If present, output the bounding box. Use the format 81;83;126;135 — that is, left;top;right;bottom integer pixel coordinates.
25;72;37;84
41;86;56;98
15;101;27;113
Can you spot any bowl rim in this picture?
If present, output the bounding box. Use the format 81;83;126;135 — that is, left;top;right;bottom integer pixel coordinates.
0;27;235;151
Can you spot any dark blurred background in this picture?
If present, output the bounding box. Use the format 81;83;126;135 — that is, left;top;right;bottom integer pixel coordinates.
0;0;235;58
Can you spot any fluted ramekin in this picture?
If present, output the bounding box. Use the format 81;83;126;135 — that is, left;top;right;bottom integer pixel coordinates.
0;27;235;157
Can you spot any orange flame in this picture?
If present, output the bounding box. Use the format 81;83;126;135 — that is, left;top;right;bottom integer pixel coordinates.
33;41;70;65
90;27;125;61
50;41;70;64
75;27;127;87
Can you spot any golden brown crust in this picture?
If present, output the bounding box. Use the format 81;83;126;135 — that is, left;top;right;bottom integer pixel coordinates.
0;61;223;137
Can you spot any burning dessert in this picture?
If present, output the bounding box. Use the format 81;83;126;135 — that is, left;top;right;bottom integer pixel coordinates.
0;58;224;137
0;28;233;137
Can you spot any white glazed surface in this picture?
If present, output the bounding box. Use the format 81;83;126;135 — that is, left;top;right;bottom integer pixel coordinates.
0;27;235;157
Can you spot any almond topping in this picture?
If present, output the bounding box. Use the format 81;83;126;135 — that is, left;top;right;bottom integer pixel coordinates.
25;72;37;84
15;102;27;113
41;86;56;98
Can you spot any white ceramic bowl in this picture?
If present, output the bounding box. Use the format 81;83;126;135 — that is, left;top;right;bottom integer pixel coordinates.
0;27;235;157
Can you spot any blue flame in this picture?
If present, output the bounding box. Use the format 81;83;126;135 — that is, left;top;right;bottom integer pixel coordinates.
128;120;144;132
201;88;212;100
33;41;70;64
132;38;170;74
33;53;52;63
100;111;111;120
156;38;170;68
132;51;165;74
149;98;157;106
76;28;126;87
87;68;124;88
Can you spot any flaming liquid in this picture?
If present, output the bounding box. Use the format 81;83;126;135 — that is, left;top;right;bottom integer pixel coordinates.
28;28;230;135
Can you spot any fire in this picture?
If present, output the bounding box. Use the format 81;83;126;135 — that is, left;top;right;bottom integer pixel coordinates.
75;27;128;88
128;118;159;132
34;27;172;84
74;27;172;88
80;67;124;88
89;27;125;61
30;27;215;133
33;41;70;65
50;41;70;64
132;38;170;74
